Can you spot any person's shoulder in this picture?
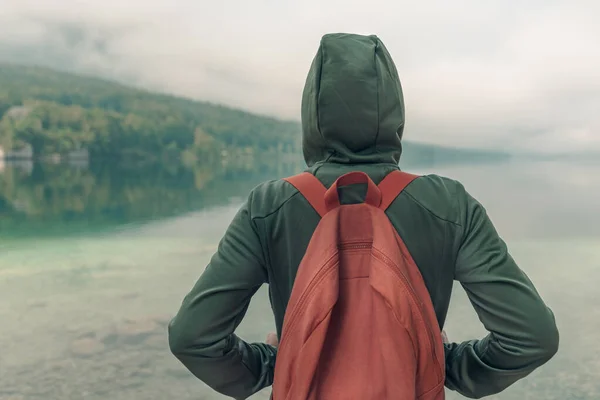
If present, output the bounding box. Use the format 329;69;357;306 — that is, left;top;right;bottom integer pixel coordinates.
408;173;467;196
246;177;299;220
401;173;469;226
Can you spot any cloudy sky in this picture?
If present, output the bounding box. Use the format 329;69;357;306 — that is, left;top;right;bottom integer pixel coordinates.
0;0;598;153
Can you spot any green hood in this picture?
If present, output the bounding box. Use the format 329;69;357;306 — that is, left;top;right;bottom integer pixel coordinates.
301;33;405;167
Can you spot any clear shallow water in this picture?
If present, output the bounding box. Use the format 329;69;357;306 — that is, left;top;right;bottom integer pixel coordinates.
0;157;598;399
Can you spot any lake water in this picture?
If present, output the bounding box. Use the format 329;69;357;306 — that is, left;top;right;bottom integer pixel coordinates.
0;155;598;400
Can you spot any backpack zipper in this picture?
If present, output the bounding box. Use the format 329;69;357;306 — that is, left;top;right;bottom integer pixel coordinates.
371;248;442;383
278;252;339;354
338;242;372;250
278;243;371;354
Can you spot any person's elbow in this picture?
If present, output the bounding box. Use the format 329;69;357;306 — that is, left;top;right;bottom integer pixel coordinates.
535;314;559;364
168;318;190;358
525;309;559;367
168;316;224;361
167;316;209;360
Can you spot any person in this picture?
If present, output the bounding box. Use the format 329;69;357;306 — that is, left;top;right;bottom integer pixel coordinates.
168;33;559;399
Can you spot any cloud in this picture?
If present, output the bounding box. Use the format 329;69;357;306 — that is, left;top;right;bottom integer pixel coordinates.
0;0;598;152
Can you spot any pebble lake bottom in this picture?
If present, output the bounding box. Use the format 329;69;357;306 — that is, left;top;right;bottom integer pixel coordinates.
0;158;598;399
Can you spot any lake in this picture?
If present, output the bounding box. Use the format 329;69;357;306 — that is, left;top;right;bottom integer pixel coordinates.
0;154;598;400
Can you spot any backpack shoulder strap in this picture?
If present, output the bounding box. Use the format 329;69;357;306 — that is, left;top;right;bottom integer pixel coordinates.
378;170;419;211
284;172;327;217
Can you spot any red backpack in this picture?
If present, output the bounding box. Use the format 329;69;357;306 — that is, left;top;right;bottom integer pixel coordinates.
272;170;445;400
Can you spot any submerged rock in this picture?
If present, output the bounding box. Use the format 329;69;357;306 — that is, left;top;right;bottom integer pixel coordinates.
69;315;169;357
70;337;106;357
116;318;161;345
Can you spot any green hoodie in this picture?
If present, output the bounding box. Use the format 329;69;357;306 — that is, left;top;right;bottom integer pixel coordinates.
168;33;559;399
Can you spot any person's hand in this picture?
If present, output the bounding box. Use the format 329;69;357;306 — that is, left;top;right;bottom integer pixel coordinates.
266;332;279;348
441;330;449;344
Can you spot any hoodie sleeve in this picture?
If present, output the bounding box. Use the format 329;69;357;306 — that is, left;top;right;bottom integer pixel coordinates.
444;183;559;398
168;193;276;400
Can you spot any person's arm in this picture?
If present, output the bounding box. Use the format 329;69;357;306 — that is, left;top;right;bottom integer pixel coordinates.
168;194;276;399
444;183;559;398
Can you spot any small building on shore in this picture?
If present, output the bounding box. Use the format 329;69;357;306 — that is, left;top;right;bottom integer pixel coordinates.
3;145;34;160
5;105;32;120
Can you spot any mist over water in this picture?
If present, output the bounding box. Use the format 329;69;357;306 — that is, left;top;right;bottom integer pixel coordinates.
0;154;598;399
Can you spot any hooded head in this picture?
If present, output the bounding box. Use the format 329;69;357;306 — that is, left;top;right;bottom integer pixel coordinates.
301;33;405;167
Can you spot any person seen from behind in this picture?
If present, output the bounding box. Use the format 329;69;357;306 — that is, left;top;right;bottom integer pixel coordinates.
168;33;559;399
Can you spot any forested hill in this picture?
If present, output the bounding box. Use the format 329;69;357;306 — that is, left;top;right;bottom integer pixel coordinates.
0;64;510;165
0;64;300;160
